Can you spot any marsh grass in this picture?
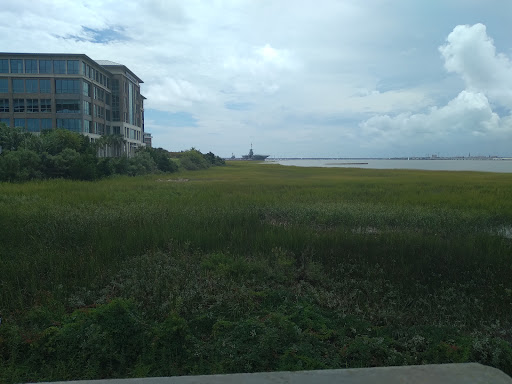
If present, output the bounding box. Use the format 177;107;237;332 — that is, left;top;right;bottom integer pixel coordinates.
1;162;512;381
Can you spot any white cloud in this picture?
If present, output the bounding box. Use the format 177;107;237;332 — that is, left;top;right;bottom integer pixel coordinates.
357;23;512;155
440;23;512;110
1;1;511;157
144;78;216;110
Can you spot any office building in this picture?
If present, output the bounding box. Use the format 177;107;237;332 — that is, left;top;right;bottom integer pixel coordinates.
0;53;148;156
143;132;152;147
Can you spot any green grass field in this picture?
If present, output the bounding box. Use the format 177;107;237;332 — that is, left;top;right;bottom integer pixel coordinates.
1;161;512;381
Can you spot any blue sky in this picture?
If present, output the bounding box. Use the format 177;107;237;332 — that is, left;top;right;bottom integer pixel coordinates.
2;0;512;157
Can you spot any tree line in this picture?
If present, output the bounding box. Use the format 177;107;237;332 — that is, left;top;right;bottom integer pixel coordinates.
0;123;225;182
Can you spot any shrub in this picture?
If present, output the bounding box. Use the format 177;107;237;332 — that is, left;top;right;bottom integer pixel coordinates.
179;149;209;170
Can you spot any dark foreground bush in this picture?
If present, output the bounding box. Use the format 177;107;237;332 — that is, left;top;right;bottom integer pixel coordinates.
1;248;511;382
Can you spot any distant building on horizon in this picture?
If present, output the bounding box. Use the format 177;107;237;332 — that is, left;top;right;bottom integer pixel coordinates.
0;52;150;156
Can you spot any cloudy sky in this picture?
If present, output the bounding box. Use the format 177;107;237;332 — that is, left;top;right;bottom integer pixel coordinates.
2;1;512;157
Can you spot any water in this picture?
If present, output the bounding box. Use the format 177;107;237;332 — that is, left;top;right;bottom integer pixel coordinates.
268;159;512;173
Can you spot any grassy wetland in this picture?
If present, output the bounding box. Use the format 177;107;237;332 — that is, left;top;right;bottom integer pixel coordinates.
1;161;512;381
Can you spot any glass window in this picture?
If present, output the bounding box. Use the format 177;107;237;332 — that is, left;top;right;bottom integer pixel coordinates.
83;101;91;115
95;122;104;135
14;99;25;112
0;79;8;93
25;59;38;73
27;99;39;113
82;81;90;97
41;118;52;130
40;79;51;93
86;65;90;78
55;79;80;94
56;99;80;113
14;118;25;128
94;86;105;100
27;119;40;132
67;60;79;74
10;59;23;73
53;60;66;74
39;60;52;74
0;99;9;112
0;118;10;126
26;79;38;93
0;59;8;73
56;118;81;132
113;126;121;135
40;99;51;112
82;62;86;76
83;119;90;133
94;105;104;119
13;79;24;93
105;93;111;105
106;109;111;121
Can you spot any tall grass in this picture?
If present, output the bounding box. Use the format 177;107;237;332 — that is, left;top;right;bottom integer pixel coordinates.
1;162;512;380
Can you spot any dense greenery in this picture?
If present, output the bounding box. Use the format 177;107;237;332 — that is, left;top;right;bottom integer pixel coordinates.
0;124;224;182
1;162;512;382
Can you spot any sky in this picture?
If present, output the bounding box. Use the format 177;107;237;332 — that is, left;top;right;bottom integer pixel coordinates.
2;0;512;158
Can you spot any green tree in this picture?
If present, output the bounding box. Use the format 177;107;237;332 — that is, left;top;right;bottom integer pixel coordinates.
179;148;209;170
140;147;178;173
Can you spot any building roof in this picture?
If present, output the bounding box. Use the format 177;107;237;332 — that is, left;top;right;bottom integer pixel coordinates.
95;59;143;84
95;60;123;66
0;53;143;84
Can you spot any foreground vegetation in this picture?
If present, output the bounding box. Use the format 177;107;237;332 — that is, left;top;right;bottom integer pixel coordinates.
1;162;512;381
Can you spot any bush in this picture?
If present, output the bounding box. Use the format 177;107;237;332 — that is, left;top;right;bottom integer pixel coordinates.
179;149;209;170
141;147;178;173
33;299;144;380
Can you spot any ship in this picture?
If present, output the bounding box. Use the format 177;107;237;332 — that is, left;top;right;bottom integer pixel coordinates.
242;144;269;161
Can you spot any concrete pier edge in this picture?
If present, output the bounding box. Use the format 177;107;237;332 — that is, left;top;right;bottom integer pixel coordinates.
36;363;512;384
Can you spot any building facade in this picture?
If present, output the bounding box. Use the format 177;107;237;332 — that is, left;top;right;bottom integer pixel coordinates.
143;132;152;147
0;53;147;156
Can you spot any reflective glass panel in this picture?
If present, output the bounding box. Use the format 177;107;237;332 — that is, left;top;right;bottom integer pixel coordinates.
40;99;51;112
10;59;23;73
25;59;38;73
83;81;90;97
27;99;39;112
40;79;51;93
67;60;79;74
56;118;81;132
26;79;38;93
39;60;52;74
53;60;66;74
27;119;40;132
56;99;80;113
0;78;8;93
13;79;24;93
0;99;9;112
55;79;80;94
14;118;25;128
0;59;8;73
41;118;52;130
13;99;25;112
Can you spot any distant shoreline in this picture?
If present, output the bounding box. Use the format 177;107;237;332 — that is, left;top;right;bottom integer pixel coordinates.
263;157;512;161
